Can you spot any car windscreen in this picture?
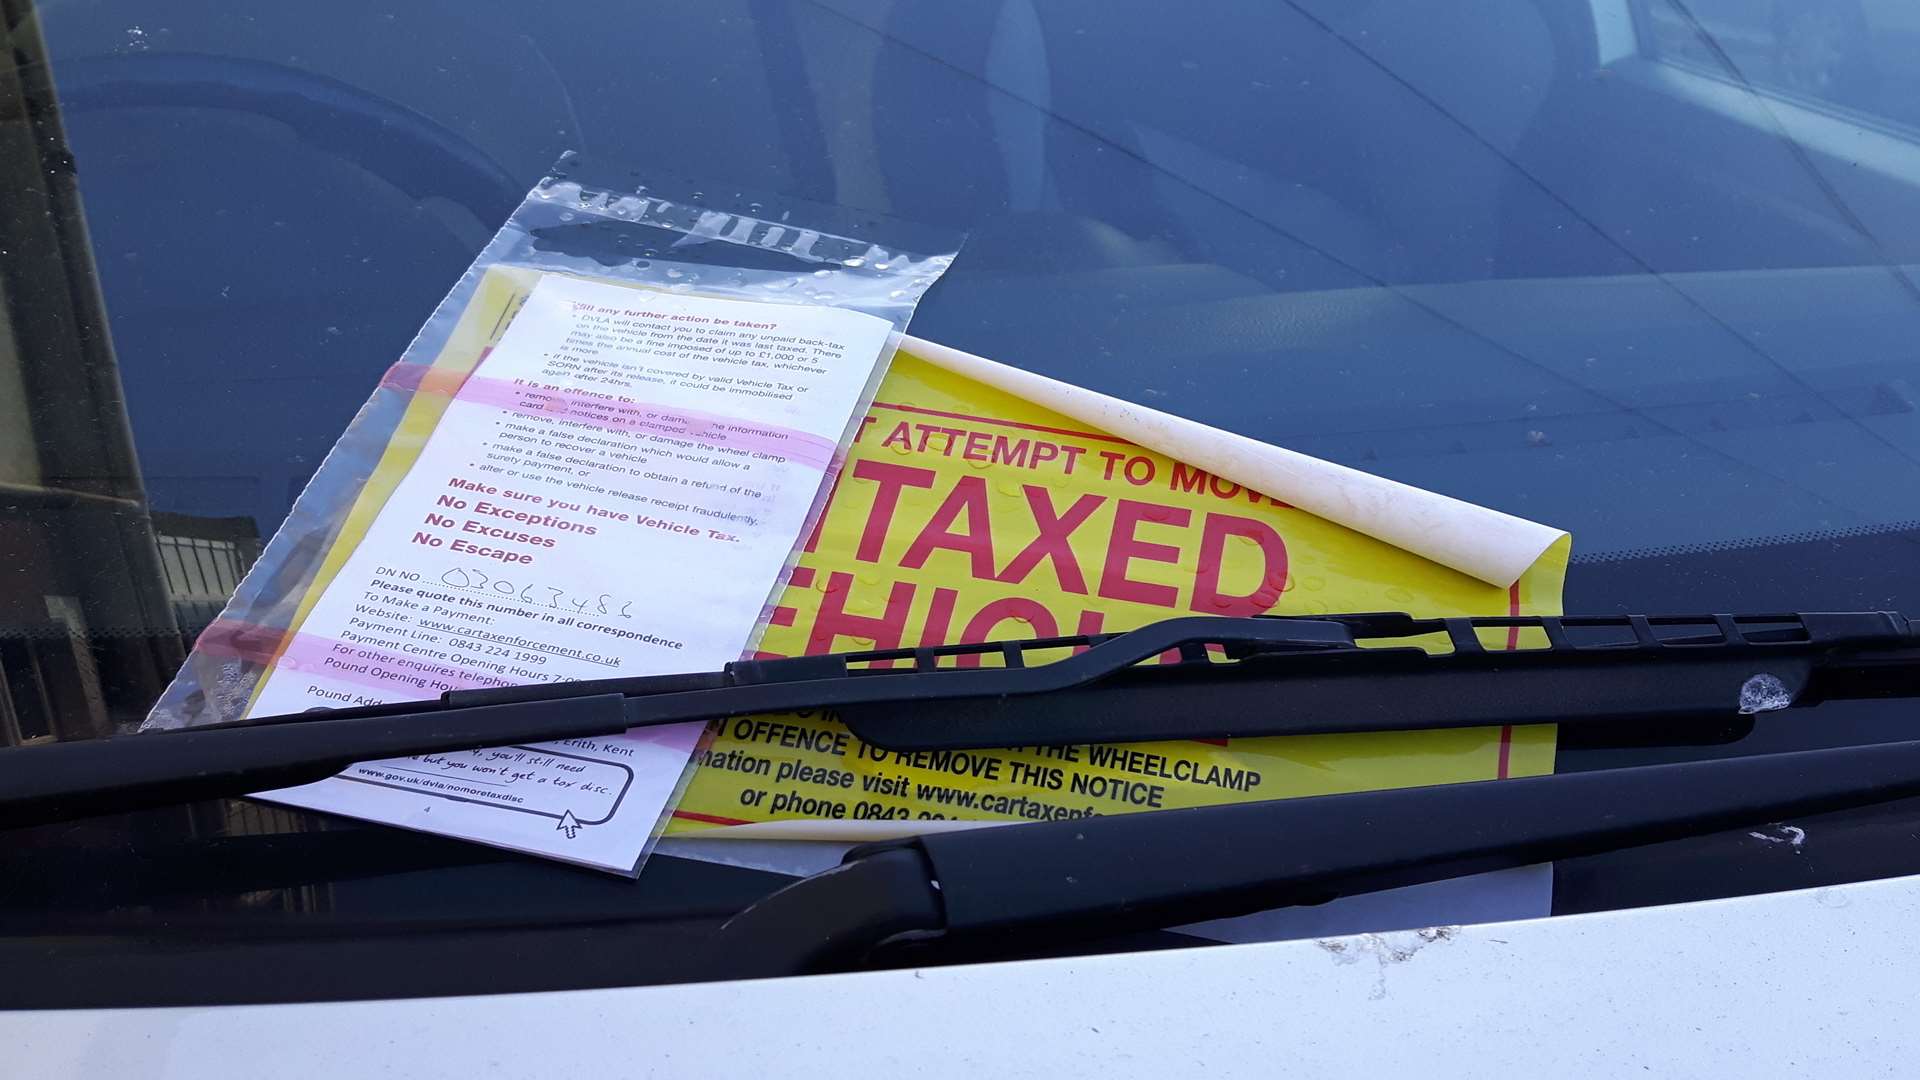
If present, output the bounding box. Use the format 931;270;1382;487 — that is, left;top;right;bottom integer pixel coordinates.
3;0;1920;1006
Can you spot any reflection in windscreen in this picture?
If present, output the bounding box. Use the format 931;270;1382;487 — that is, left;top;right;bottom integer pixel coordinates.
5;0;1920;752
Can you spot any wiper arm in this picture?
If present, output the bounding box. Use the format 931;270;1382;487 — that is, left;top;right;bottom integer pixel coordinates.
718;735;1920;978
3;611;1915;828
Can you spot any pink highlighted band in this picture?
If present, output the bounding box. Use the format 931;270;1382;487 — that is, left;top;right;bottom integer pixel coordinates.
196;619;510;696
196;619;703;756
381;361;839;469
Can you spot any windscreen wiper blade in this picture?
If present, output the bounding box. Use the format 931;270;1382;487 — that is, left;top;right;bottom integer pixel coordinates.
716;735;1920;978
3;610;1916;828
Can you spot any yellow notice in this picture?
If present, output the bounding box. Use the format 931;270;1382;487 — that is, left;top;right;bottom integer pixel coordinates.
668;346;1570;835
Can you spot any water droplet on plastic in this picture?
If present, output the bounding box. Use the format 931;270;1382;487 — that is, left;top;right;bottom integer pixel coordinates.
664;267;684;279
1739;673;1794;714
812;268;832;278
842;256;866;267
888;289;910;300
559;211;576;222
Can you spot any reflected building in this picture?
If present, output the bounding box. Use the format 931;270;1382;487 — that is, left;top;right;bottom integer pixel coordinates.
0;12;254;745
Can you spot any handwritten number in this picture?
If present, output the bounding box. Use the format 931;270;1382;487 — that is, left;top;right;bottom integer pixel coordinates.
440;566;636;618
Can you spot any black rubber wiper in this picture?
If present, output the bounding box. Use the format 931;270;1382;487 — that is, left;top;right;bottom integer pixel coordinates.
717;733;1920;978
2;610;1915;828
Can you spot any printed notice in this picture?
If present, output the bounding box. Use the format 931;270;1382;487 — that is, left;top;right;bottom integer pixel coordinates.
244;273;894;872
665;346;1570;836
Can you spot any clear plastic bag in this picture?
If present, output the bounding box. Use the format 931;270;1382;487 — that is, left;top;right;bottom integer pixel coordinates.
147;153;961;730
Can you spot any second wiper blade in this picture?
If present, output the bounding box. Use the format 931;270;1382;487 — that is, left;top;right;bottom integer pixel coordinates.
718;733;1920;978
3;610;1915;827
